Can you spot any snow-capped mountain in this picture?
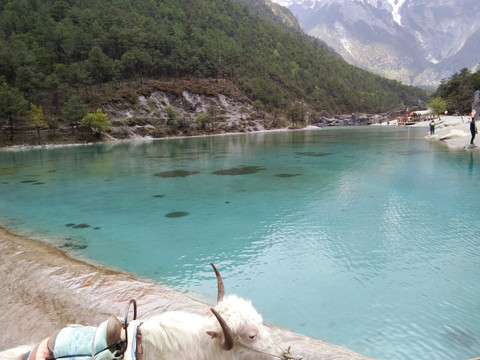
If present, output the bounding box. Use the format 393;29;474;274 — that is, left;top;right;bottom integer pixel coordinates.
273;0;480;86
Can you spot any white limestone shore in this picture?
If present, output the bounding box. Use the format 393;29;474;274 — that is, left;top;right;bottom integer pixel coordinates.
410;116;480;150
375;115;477;150
410;115;477;150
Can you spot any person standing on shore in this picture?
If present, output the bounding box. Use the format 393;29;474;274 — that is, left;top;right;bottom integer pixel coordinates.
470;117;477;145
429;119;435;135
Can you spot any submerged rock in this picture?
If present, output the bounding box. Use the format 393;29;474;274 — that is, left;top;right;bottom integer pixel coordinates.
154;170;199;178
212;165;265;175
275;173;301;177
73;223;90;229
296;151;330;157
165;211;189;218
61;239;88;250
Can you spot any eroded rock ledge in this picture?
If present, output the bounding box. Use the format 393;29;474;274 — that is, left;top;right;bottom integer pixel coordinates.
0;227;371;359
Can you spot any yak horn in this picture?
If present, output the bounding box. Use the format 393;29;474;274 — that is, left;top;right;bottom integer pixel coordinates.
210;307;234;351
210;262;225;303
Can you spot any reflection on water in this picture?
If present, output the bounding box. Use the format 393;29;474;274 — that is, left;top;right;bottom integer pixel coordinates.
469;152;474;175
1;127;480;360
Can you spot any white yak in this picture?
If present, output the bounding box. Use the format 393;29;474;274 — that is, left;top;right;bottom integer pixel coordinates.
1;263;302;360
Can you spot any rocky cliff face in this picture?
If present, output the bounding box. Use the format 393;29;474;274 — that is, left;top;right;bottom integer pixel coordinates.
276;0;480;86
101;79;267;139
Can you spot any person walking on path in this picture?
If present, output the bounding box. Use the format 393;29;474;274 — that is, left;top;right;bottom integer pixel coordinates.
429;119;435;135
470;117;477;145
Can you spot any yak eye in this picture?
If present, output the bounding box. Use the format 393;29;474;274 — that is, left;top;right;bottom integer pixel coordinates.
249;334;257;340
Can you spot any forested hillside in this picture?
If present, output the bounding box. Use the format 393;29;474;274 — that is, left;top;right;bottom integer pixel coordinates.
234;0;303;33
0;0;427;143
432;67;480;115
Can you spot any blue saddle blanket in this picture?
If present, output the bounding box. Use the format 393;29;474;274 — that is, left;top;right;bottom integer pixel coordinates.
53;319;118;360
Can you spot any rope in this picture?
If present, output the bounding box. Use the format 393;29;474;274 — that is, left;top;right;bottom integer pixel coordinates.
117;299;137;358
270;337;303;360
235;337;303;360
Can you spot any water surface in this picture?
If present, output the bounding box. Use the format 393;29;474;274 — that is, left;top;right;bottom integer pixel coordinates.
1;127;479;360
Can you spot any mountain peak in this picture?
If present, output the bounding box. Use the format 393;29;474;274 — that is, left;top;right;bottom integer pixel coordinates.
274;0;480;85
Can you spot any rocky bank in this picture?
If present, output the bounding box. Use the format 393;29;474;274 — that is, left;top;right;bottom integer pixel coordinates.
1;79;395;148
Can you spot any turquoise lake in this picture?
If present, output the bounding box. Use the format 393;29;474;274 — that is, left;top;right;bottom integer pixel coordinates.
1;127;479;360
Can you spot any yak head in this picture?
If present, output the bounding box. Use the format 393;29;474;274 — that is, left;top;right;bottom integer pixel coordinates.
206;263;299;360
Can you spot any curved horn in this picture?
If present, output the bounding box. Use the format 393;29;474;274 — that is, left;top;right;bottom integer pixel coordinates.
210;262;225;303
210;307;234;351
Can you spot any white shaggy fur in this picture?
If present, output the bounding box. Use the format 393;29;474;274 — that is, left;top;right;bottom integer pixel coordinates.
139;294;283;360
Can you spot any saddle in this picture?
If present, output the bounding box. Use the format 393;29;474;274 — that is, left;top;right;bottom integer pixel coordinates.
26;316;124;360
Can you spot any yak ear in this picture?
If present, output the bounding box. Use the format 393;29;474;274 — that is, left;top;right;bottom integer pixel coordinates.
205;309;218;338
205;309;220;339
206;329;219;339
